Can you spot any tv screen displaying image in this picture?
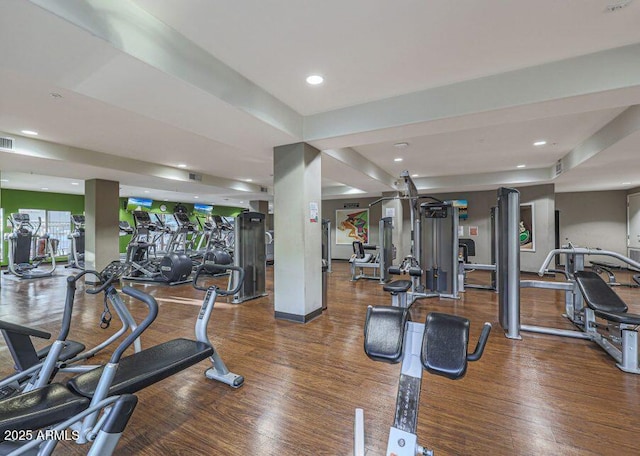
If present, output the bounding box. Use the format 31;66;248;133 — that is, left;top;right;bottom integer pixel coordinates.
194;204;213;215
127;197;153;211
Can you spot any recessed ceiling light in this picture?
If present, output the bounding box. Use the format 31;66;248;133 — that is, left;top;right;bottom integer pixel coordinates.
71;182;79;186
178;164;187;168
412;174;418;177
517;164;526;168
21;130;38;136
41;187;48;190
194;196;199;199
245;178;253;182
622;182;631;185
394;158;403;162
306;75;324;85
0;179;8;182
164;199;169;201
533;140;547;146
394;142;409;149
144;190;150;193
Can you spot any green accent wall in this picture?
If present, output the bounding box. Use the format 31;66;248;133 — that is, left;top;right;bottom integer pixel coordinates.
1;189;84;265
1;189;245;265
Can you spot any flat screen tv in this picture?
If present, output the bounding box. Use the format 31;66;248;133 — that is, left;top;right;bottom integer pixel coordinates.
194;204;213;215
126;197;153;211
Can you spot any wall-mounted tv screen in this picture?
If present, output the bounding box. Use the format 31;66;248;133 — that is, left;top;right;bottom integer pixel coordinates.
127;197;153;211
194;204;213;215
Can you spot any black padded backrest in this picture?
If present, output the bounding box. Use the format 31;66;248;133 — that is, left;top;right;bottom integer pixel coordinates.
422;312;470;380
459;238;476;257
364;306;410;364
575;271;627;313
352;241;365;258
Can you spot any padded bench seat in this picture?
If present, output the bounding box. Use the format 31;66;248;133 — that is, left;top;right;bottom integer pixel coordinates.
575;271;628;313
0;384;89;435
68;338;213;398
383;280;412;294
575;271;640;325
364;306;410;364
422;312;470;380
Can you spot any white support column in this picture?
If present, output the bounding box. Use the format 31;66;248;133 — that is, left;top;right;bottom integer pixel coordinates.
85;179;119;273
273;142;322;322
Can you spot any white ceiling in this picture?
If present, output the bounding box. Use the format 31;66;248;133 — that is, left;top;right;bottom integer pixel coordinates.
1;0;640;206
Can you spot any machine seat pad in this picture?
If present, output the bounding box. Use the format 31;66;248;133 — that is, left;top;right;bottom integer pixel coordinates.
422;312;470;380
364;306;410;364
68;339;213;398
593;309;640;325
0;384;89;435
575;271;628;313
37;340;86;362
350;254;373;264
382;280;412;294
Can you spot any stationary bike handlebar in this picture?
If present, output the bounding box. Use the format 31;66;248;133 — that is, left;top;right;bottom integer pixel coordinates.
193;264;245;296
467;322;492;362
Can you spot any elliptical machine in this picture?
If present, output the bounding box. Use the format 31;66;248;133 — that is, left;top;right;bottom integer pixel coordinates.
4;213;57;278
66;214;85;270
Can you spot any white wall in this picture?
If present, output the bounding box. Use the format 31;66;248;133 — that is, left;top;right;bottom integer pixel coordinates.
556;190;627;255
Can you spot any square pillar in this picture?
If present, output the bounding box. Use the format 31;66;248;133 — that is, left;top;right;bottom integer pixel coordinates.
85;179;120;272
273;142;322;322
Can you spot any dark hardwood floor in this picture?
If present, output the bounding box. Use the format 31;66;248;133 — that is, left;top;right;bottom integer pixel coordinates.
1;263;639;455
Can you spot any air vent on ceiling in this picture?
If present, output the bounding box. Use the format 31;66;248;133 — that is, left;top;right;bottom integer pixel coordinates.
605;1;632;13
188;172;202;182
555;159;563;177
0;137;14;150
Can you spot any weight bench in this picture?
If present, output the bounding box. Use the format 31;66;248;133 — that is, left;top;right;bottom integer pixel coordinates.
575;271;640;373
356;306;491;455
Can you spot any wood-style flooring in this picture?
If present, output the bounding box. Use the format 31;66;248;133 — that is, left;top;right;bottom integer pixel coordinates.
1;263;639;455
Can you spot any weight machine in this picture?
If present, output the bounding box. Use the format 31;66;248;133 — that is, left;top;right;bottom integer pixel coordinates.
349;217;393;283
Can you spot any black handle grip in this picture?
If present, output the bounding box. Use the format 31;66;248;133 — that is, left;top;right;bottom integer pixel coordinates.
388;267;402;275
193;264;245;296
467;323;491;362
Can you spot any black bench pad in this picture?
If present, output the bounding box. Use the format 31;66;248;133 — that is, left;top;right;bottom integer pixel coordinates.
383;280;412;294
575;271;628;313
37;340;86;362
0;384;89;435
364;306;410;364
593;309;640;325
422;312;470;380
67;339;213;398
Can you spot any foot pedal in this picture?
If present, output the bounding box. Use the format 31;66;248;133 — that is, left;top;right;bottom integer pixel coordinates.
364;306;410;363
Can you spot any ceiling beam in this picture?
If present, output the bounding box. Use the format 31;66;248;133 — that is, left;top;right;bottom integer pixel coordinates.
28;0;303;139
558;105;640;176
305;43;640;145
323;148;399;190
0;132;264;194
